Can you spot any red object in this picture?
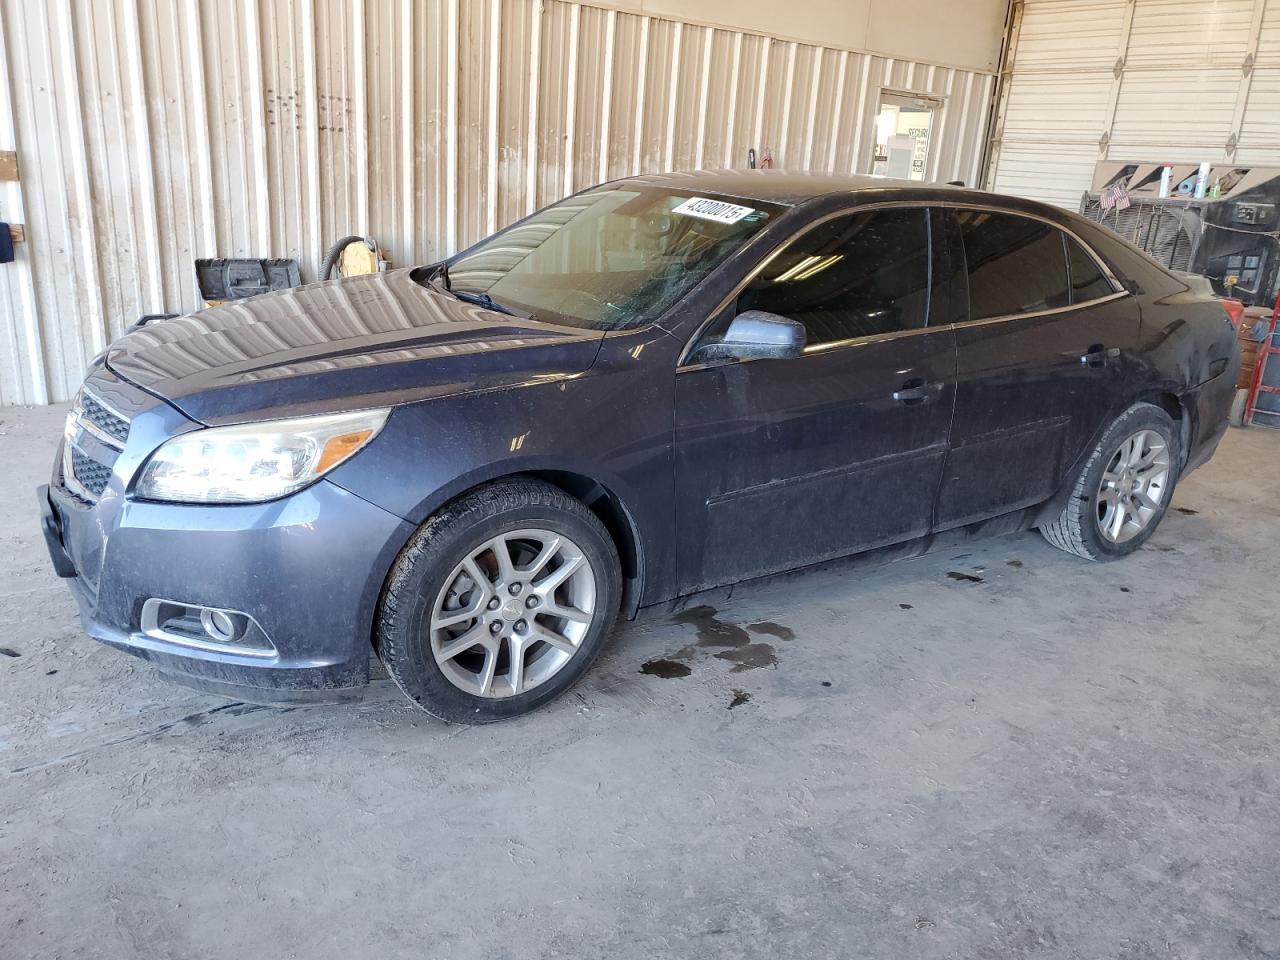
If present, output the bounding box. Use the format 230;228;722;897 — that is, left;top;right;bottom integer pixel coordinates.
1221;297;1246;331
1243;292;1280;427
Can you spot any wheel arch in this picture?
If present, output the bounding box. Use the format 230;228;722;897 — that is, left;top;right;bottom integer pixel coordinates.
525;469;644;619
393;464;647;620
1133;389;1191;469
1033;394;1186;527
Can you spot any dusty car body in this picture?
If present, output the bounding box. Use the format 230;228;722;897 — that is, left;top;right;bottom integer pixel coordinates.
39;172;1240;720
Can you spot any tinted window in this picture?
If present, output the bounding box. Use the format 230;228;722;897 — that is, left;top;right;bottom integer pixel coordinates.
1066;237;1115;303
736;208;930;345
957;210;1070;320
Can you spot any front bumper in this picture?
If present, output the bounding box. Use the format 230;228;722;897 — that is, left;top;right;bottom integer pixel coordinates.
43;475;414;701
39;483;77;578
41;374;415;702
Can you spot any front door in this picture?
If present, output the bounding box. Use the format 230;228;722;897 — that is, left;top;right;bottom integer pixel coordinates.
673;207;958;593
935;207;1138;529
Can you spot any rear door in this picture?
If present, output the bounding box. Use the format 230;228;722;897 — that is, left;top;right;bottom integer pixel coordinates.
934;207;1137;530
673;207;958;593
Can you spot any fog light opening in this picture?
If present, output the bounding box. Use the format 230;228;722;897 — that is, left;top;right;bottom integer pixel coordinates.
139;598;275;657
200;607;240;643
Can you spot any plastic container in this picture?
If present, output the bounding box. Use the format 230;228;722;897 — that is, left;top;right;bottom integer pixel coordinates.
1194;161;1211;199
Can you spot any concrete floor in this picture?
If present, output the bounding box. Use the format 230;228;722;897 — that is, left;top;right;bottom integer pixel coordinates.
2;401;1278;960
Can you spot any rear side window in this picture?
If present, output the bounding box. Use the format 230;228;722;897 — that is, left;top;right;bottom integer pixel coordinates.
1066;237;1115;303
736;208;930;345
956;210;1070;320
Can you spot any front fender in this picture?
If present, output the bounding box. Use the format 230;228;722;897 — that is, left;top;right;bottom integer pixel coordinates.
377;454;645;528
325;365;677;605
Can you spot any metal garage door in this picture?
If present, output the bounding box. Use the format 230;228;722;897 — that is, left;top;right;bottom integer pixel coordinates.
0;0;997;407
988;0;1280;209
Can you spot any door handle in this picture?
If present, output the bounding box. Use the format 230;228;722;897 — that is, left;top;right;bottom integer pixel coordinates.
892;377;933;405
1081;344;1121;367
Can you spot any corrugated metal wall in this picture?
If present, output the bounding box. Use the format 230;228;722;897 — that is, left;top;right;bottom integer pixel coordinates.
989;0;1280;209
0;0;994;406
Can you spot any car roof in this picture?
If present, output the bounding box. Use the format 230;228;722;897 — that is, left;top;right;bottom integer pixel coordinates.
617;168;966;206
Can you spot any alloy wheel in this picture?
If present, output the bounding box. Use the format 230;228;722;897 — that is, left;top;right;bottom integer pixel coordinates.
428;528;597;698
1095;428;1172;544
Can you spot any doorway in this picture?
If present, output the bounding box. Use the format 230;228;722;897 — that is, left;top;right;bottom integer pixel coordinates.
871;92;940;181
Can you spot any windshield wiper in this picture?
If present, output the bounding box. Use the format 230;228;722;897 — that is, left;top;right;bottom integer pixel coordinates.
424;262;530;320
429;261;452;291
452;289;526;319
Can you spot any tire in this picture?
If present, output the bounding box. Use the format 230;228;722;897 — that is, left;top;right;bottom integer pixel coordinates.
376;478;622;723
1039;402;1180;561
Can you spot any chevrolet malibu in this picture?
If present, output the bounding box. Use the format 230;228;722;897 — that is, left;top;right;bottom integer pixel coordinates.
39;172;1240;722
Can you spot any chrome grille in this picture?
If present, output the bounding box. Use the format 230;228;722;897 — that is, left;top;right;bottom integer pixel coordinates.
80;392;130;444
70;448;112;496
61;388;130;503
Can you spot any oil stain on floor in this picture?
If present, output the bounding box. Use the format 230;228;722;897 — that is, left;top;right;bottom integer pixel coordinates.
639;658;692;679
660;604;784;675
671;605;751;647
714;645;778;672
747;621;795;642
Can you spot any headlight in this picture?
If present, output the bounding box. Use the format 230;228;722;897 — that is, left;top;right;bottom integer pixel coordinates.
135;408;390;504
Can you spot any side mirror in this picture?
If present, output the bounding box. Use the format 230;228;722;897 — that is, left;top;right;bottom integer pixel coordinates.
691;310;807;363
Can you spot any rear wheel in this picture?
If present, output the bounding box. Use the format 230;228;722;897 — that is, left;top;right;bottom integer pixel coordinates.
376;479;621;723
1040;402;1179;561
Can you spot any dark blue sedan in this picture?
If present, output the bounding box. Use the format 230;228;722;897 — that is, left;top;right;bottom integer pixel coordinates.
39;171;1240;722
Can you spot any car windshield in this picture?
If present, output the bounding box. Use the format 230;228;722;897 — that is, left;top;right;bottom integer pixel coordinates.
434;187;780;331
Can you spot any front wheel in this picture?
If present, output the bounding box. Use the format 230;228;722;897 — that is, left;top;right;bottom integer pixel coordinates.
1040;402;1180;561
376;479;621;723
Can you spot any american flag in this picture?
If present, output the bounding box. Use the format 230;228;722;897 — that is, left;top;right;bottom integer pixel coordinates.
1100;183;1132;212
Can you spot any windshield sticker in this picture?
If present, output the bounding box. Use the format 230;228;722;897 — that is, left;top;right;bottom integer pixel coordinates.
672;197;756;225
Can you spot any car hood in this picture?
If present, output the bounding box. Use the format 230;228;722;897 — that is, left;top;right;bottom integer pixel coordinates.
105;268;607;425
